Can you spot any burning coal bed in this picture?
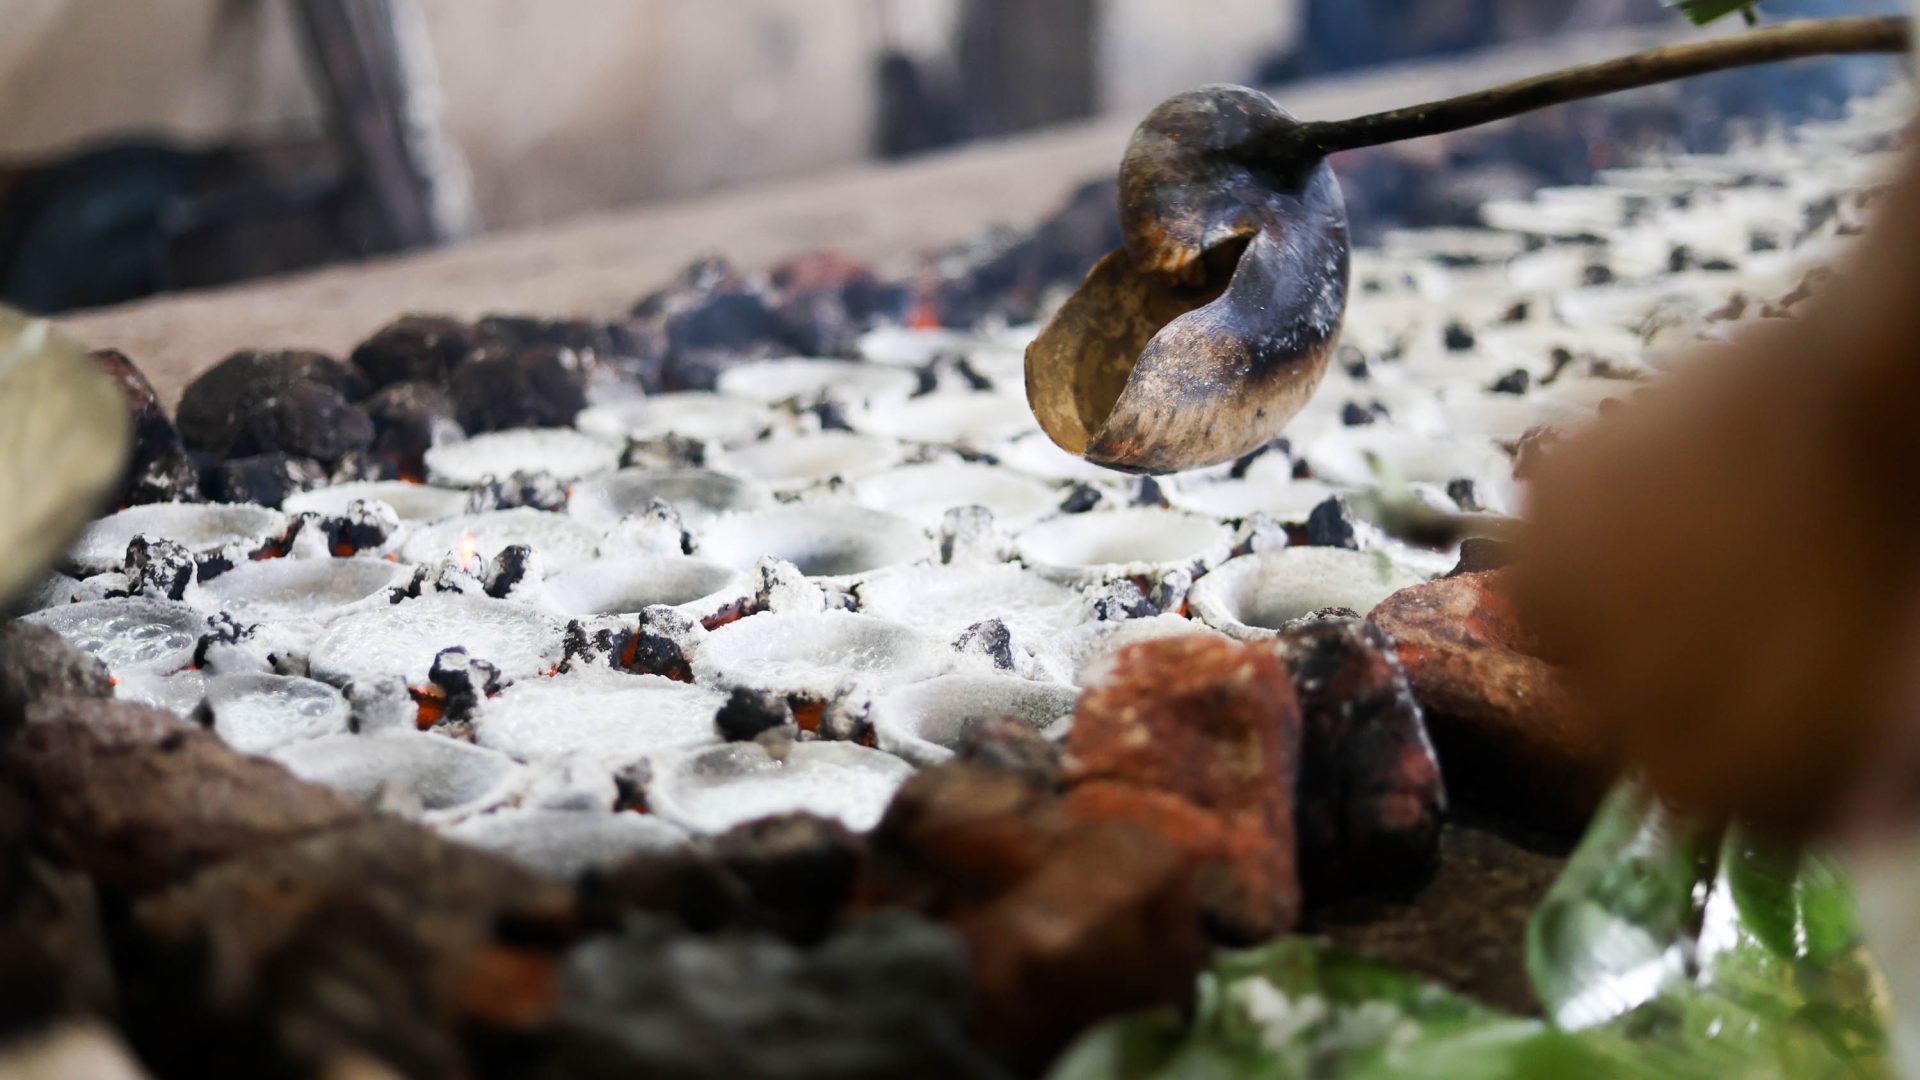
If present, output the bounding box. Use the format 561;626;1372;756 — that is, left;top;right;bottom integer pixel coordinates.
2;89;1907;1078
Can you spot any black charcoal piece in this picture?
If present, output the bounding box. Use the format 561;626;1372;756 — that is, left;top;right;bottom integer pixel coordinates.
1445;478;1483;513
205;453;328;509
1488;369;1531;395
1303;497;1359;550
1087;579;1153;622
350;314;479;388
466;471;570;513
450;345;589;432
1442;322;1476;352
91;348;204;506
1229;438;1289;480
483;544;538;599
176;350;373;463
1057;484;1101;514
428;647;506;723
1134;476;1168;508
124;535;196;601
715;686;794;742
364;379;462;478
1582;264;1615;286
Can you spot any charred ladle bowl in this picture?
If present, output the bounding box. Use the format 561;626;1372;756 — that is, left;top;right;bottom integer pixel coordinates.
1025;85;1350;475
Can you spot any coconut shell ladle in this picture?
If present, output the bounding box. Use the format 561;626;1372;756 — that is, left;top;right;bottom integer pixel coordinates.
1025;16;1909;475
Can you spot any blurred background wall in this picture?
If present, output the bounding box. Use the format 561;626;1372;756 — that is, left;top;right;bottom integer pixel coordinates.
0;0;1683;312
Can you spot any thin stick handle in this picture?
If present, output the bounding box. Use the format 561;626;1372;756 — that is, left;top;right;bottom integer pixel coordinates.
1288;16;1910;157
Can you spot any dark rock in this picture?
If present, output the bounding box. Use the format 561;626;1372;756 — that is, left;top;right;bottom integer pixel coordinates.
2;700;367;892
204;452;328;508
123;535;196;601
129;818;576;1077
1061;635;1303;941
176;350;373;463
350;314;479;388
90;348;202;505
1445;478;1482;512
451;345;590;433
1274;620;1445;902
0;621;112;728
953;715;1061;789
1369;572;1612;830
1302;496;1359;549
363;379;462;479
715;687;794;743
543;911;992;1080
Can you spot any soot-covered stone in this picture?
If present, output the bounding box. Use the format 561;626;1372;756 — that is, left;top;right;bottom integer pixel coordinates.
450;345;590;433
176;350;373;464
350;314;480;388
1275;619;1445;902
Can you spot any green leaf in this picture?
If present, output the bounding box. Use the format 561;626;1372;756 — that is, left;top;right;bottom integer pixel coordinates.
1666;0;1761;26
1052;779;1893;1080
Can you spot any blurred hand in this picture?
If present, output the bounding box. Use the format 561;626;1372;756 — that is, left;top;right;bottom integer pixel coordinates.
1516;146;1920;837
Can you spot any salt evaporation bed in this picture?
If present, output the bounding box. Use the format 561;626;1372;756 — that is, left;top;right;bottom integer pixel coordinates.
444;809;689;879
272;731;527;819
646;742;915;835
1188;549;1427;640
25;597;206;677
567;468;770;527
282;481;469;523
539;555;743;618
400;507;605;572
696;505;927;582
692;610;955;699
423;427;621;487
193;557;405;623
65;503;286;574
855;564;1090;642
1014;508;1235;583
870;674;1080;766
851;461;1058;529
307;593;566;686
201;672;351;754
471;669;727;769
